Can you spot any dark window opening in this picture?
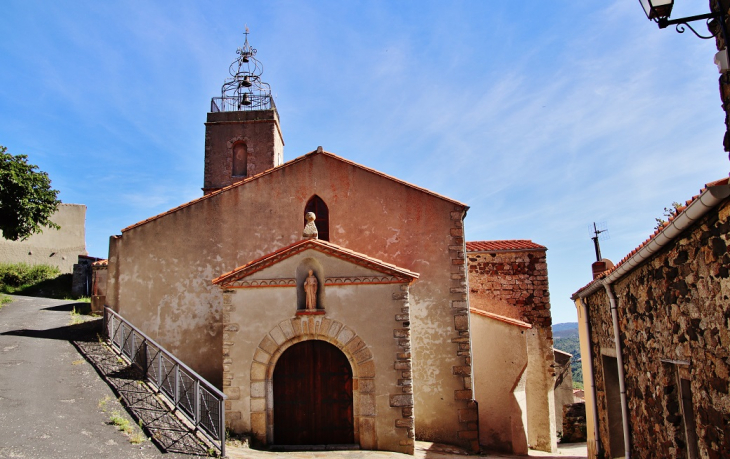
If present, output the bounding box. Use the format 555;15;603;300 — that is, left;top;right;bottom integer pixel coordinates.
304;195;329;241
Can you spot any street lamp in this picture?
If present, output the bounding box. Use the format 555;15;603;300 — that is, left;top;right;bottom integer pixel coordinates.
639;0;728;41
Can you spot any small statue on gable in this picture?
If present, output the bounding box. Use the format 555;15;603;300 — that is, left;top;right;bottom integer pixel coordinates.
303;212;318;239
304;269;318;310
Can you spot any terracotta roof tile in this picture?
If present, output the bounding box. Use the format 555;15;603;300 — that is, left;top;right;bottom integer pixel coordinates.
466;240;546;252
469;308;533;329
123;150;467;233
92;259;108;267
573;177;730;297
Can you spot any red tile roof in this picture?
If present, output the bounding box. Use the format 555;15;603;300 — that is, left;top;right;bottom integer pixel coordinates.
573;177;730;297
92;259;108;267
466;240;546;252
122;149;467;233
469;308;533;329
212;238;419;287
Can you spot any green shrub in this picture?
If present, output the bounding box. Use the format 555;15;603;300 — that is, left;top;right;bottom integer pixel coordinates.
0;263;76;298
0;263;60;289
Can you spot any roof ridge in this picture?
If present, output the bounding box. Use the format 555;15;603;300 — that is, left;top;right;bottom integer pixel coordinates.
123;150;466;233
466;239;546;252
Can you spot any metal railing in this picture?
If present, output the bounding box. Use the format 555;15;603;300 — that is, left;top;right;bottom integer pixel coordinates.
103;307;226;456
211;94;275;112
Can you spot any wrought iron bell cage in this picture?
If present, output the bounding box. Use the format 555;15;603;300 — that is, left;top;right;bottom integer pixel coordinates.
211;29;274;113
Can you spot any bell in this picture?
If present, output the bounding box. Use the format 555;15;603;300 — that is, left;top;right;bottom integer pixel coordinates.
241;75;252;88
241;93;252;106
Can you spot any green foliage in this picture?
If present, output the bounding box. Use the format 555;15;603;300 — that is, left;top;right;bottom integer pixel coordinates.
109;410;132;432
654;201;682;231
0;262;77;298
0;262;59;288
0;146;61;241
554;334;583;386
0;293;11;308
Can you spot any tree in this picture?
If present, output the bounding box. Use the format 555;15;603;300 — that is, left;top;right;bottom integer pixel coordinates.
0;146;61;241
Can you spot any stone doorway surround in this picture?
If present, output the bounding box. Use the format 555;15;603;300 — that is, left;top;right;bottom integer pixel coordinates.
251;317;374;448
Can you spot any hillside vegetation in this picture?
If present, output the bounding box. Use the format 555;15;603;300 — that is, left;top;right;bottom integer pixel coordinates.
552;322;583;388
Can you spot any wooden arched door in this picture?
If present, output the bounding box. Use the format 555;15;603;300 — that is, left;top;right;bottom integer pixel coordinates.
273;340;354;445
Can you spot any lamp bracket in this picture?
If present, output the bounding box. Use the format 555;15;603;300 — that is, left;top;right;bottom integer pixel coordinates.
657;12;720;39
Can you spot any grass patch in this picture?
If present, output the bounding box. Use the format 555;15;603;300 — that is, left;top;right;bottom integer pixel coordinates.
129;431;147;444
109;409;148;445
0;293;11;309
69;306;85;325
109;410;133;433
98;395;113;411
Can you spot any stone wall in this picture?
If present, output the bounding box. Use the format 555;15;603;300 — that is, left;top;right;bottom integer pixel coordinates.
711;0;730;159
203;109;284;194
466;247;551;330
581;196;730;459
466;244;557;452
561;403;587;443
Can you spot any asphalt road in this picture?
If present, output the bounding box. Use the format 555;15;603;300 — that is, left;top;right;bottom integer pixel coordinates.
0;295;586;459
0;295;195;459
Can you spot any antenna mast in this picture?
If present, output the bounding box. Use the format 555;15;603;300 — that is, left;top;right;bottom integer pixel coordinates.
591;222;607;262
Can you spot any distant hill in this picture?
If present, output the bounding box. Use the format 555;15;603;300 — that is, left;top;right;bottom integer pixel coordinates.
553;322;578;338
552;322;582;387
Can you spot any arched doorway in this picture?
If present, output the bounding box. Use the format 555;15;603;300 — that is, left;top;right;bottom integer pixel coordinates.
273;340;354;445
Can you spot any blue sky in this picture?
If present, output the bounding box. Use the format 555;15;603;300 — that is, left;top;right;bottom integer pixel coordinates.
1;1;726;324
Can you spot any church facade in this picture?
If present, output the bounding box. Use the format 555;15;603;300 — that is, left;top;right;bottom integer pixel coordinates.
101;36;557;455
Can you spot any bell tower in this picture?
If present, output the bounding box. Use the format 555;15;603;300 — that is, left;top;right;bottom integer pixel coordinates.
203;30;284;195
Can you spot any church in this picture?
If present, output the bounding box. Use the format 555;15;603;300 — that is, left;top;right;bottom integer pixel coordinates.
99;34;558;455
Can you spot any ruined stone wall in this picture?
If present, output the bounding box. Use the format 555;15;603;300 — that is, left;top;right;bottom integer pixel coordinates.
466;249;551;330
467;248;556;452
583;197;730;459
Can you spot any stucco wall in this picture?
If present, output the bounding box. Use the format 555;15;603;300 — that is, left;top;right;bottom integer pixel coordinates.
553;350;574;436
221;249;414;453
470;311;529;454
581;197;730;459
108;152;474;448
0;204;87;273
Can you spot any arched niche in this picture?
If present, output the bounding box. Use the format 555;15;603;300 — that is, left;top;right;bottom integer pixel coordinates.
304;195;329;241
296;258;324;311
232;141;248;177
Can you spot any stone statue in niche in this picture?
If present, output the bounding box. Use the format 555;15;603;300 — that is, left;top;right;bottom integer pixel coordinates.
302;212;318;239
304;269;318;310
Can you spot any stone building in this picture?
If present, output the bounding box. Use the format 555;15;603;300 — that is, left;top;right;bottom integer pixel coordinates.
466;240;557;454
553;349;575;438
572;177;730;458
99;36;558;455
0;203;87;273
